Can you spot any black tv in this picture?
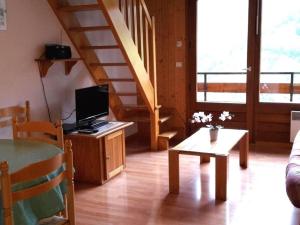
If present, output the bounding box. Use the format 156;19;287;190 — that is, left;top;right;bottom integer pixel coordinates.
75;84;109;127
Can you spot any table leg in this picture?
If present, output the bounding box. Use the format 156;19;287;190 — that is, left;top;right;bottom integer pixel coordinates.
239;132;249;168
200;155;210;163
169;150;179;194
215;155;228;201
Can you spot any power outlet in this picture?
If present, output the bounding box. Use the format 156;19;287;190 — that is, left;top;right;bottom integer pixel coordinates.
176;41;183;48
176;62;183;68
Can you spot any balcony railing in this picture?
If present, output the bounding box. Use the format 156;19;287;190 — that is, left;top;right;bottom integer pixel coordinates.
197;72;300;102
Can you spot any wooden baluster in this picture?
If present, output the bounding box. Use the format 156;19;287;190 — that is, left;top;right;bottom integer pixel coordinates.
127;0;133;38
132;0;138;48
125;0;129;27
120;0;126;21
145;19;150;73
150;17;157;106
138;1;144;62
149;17;158;152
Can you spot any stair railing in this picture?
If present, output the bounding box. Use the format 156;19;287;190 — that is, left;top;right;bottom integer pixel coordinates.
118;0;157;107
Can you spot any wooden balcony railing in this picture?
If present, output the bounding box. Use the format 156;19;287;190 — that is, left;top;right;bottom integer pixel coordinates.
197;72;300;102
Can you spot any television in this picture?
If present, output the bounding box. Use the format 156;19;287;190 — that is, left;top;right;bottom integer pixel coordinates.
75;84;109;127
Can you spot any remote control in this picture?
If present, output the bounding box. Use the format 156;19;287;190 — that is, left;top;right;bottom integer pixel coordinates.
78;129;97;134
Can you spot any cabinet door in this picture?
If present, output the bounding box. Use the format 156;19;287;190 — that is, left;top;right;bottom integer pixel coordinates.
104;130;125;179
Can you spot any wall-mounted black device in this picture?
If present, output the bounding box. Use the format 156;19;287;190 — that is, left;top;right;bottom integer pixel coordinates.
45;44;71;60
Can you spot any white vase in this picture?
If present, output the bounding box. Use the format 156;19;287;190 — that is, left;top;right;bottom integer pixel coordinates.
210;128;219;142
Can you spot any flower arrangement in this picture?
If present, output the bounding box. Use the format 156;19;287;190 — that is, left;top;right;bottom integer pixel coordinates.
191;111;234;130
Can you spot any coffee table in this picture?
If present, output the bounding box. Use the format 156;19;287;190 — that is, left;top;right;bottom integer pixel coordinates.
168;128;249;201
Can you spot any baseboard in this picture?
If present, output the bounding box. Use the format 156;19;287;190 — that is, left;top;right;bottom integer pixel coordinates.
253;141;292;154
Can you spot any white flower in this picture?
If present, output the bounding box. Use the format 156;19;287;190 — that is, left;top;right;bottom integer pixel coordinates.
207;113;213;122
222;111;230;116
195;117;201;123
198;112;205;117
193;112;199;118
219;115;226;121
191;111;234;128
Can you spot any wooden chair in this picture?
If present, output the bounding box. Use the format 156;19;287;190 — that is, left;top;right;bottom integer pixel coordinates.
12;119;64;148
0;140;75;225
0;101;30;128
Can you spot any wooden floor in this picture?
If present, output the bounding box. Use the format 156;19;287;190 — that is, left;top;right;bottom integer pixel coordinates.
74;141;300;225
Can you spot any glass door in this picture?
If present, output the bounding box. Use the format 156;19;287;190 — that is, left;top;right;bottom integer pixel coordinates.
259;0;300;103
252;0;300;143
189;0;256;139
196;0;249;103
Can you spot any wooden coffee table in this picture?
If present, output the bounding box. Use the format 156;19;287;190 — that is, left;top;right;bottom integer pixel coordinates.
168;128;249;201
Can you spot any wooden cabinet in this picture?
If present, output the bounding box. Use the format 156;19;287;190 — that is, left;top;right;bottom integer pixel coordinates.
65;122;132;185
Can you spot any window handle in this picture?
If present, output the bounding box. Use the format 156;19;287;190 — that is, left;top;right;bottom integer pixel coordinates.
243;66;252;72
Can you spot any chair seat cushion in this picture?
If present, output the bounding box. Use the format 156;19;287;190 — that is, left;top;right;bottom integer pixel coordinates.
38;216;69;225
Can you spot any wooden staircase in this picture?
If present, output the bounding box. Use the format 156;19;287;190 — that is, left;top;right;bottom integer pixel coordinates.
47;0;177;150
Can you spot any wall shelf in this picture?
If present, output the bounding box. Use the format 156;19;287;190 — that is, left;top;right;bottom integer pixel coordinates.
35;58;82;77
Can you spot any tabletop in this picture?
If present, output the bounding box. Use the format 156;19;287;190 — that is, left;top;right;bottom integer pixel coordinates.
171;128;248;156
0;139;65;225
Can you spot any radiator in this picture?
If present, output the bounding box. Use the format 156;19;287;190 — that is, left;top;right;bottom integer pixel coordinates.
290;111;300;142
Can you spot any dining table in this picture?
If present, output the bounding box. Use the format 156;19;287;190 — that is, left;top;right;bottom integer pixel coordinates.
0;139;66;225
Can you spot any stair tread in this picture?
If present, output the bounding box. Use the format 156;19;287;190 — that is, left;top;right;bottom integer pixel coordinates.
159;115;172;123
59;4;100;12
124;104;147;108
69;26;111;32
123;105;148;110
160;107;175;114
123;116;150;123
116;92;138;96
122;115;171;123
90;63;127;66
81;45;119;50
123;104;164;113
99;78;134;82
158;131;178;139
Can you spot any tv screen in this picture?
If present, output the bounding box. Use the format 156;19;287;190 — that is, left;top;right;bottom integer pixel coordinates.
75;84;109;124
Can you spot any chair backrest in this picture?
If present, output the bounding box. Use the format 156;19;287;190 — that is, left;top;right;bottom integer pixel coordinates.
12;120;64;148
0;101;30;128
0;140;75;225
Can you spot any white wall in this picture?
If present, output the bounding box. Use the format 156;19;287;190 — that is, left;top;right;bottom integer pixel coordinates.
0;0;94;138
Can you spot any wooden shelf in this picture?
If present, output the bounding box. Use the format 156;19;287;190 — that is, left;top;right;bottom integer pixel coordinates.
35;58;82;77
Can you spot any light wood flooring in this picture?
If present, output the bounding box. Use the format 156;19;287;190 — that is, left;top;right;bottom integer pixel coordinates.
74;142;300;225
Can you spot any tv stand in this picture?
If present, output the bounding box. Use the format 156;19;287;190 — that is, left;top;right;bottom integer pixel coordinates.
65;121;133;184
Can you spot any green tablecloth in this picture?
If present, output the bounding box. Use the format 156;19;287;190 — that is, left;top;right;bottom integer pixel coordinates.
0;139;65;225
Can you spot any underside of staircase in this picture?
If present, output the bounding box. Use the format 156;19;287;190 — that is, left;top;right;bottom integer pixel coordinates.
47;0;178;150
